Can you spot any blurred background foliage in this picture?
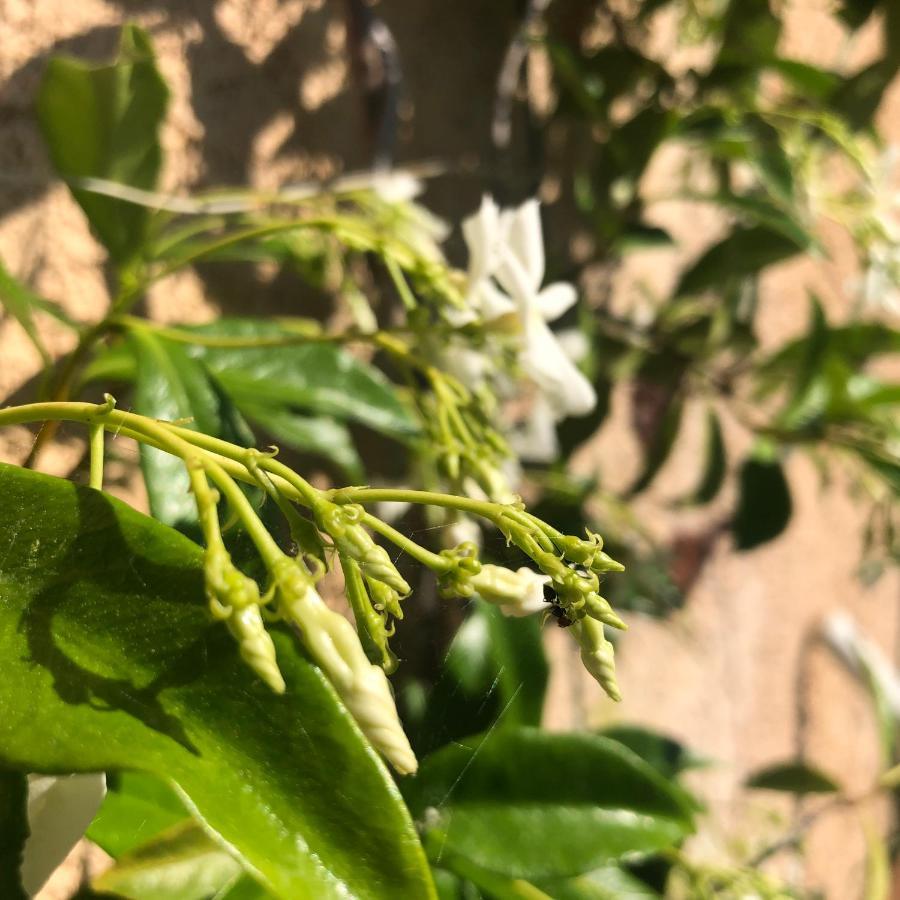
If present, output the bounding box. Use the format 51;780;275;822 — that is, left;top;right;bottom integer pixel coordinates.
2;0;900;897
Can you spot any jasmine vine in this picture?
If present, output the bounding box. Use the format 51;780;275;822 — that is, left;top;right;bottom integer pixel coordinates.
0;396;626;775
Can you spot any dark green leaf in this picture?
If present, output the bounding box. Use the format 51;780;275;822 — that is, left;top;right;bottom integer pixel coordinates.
679;408;726;506
0;771;28;900
537;866;660;899
414;601;548;756
403;728;694;880
627;393;684;496
745;761;840;795
237;403;364;483
438;851;552;899
600;726;706;781
132;328;254;530
93;821;243;900
36;25;168;263
769;59;840;100
0;463;434;899
838;0;879;30
187;320;418;438
676;226;805;299
732;457;792;550
87;772;188;858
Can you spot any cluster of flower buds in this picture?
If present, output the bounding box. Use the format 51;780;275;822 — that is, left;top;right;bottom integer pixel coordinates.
434;509;627;701
314;500;411;596
203;543;285;695
270;554;418;775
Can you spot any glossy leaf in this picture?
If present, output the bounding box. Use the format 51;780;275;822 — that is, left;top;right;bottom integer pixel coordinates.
403;728;694;880
745;761;840;795
93;821;243;900
88;772;188;858
732;457;792;550
238;402;364;483
36;25;168;263
537;866;659;899
187;319;419;438
0;772;28;900
0;463;434;899
414;601;548;756
132;328;254;530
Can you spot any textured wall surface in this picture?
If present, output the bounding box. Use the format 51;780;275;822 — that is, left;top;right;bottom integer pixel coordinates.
1;1;899;896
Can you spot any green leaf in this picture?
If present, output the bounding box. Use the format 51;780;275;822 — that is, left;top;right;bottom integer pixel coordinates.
0;257;52;365
36;25;168;263
599;726;706;781
403;728;694;880
537;866;660;899
675;226;805;299
678;408;726;506
627;392;683;496
93;821;243;900
0;463;434;899
414;601;548;756
187;319;419;438
238;403;364;483
732;457;792;550
132;328;254;530
0;771;28;900
745;761;840;795
87;772;188;858
438;852;552;900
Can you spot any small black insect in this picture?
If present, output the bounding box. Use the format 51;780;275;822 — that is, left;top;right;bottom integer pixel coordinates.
542;583;573;628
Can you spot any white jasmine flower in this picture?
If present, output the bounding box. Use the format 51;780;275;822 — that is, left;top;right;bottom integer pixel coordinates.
470;564;548;617
494;199;597;418
509;394;560;463
21;773;106;895
461;196;517;322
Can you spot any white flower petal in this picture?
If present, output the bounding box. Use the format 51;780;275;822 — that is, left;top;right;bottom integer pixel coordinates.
523;317;597;418
21;773;106;895
463;195;502;284
504;199;545;292
509;395;559;463
536;282;578;322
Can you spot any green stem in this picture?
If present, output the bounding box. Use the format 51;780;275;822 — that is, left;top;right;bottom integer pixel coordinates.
89;423;104;490
329;486;502;522
362;512;452;574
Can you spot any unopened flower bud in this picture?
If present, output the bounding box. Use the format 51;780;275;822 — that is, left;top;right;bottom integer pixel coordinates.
318;503;411;596
204;546;285;693
583;592;627;631
575;617;621;701
470;564;548;617
226;605;286;694
274;558;417;774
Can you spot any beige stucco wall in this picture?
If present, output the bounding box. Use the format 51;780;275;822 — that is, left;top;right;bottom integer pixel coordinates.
1;1;898;896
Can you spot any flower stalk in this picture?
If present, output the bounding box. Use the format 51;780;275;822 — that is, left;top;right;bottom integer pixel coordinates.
0;397;627;774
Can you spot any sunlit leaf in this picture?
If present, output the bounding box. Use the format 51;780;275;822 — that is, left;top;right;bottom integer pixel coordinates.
93;821;243;900
404;728;694;880
36;25;168;263
0;464;434;899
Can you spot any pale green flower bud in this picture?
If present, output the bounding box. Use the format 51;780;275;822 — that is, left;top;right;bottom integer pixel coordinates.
204;545;285;694
226;605;286;694
470;564;548;617
574;617;621;701
583;592;627;631
318;503;411;596
274;558;417;774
